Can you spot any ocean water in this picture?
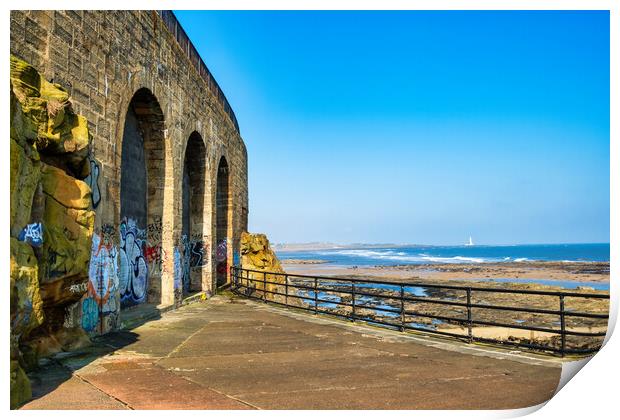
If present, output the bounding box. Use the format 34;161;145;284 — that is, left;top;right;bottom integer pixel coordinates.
276;243;609;266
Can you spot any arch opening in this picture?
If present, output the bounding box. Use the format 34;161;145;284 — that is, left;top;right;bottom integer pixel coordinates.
119;88;166;308
215;156;231;287
181;132;207;294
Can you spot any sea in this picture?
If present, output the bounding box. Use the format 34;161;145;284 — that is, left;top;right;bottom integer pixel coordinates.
276;243;610;291
275;243;609;266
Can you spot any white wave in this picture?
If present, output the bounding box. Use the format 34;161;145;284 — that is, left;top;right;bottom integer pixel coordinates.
514;258;529;262
317;249;490;264
420;255;487;264
319;249;405;258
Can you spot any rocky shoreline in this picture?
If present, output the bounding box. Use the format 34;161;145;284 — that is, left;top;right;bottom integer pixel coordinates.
269;261;610;355
282;260;610;283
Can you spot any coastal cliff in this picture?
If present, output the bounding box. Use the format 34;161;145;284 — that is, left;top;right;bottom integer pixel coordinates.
10;55;94;408
240;232;285;296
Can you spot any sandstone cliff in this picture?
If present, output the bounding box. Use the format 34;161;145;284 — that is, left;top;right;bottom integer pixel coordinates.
10;55;94;408
239;232;285;297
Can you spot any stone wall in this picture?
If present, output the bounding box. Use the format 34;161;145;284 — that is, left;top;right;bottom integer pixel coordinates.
10;10;249;407
10;10;249;316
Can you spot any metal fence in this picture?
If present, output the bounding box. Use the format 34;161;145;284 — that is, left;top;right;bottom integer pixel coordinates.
231;266;609;357
156;10;240;133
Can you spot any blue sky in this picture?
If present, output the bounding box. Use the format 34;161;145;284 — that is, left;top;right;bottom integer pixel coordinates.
175;10;610;245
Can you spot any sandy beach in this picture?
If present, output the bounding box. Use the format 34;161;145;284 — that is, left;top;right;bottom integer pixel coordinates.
281;260;610;285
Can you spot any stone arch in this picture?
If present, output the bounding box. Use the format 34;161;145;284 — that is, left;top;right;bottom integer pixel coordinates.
119;87;166;307
215;155;233;287
181;131;209;294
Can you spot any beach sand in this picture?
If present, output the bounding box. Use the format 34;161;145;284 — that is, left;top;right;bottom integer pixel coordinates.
281;261;610;284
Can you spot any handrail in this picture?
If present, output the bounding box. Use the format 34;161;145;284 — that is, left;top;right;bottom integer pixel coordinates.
156;10;240;133
230;266;609;357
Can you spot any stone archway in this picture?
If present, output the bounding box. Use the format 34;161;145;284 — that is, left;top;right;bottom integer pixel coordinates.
215;156;232;287
181;132;207;294
119;88;166;307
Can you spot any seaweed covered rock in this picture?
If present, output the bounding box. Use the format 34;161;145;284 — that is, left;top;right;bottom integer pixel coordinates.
240;232;285;296
9;54;94;408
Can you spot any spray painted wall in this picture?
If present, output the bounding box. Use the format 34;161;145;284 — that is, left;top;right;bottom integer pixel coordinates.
11;10;249;339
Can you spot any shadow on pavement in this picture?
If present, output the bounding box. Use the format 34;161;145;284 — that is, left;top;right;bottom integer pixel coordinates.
24;304;164;408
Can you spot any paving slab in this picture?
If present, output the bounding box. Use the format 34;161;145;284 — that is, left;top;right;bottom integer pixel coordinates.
23;295;563;410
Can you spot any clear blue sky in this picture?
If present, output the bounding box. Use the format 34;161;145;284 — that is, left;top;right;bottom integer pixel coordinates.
175;10;609;245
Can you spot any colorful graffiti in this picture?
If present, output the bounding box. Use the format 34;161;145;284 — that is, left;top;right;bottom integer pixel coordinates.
173;246;184;303
88;229;120;329
18;222;43;247
216;239;228;277
233;250;240;267
119;218;148;306
146;217;163;276
81;297;99;332
174;247;183;291
84;155;101;208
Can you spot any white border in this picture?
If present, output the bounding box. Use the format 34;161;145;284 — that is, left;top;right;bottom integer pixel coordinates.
2;1;616;419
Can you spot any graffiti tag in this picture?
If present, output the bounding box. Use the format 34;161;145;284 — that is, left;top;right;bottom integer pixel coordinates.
119;218;148;306
84;156;101;208
18;222;43;247
81;297;99;332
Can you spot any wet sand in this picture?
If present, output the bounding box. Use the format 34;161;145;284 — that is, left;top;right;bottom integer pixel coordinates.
282;261;610;284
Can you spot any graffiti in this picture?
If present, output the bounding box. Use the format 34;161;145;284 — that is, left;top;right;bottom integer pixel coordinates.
180;236;191;292
69;282;88;294
88;231;120;313
18;222;43;247
84;156;101;208
119;217;148;306
104;312;119;332
146;217;163;275
174;247;183;291
63;301;80;329
81;297;99;332
189;240;209;268
233;250;240;267
101;223;116;244
216;239;228;276
147;217;163;241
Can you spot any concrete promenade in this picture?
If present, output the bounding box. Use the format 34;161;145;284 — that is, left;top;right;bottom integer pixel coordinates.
22;294;562;410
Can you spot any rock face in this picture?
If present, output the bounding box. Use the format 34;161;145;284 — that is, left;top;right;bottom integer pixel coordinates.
10;55;94;408
239;232;285;296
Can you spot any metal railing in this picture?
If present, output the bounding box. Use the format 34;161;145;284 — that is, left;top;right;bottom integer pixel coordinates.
156;10;240;133
231;266;609;357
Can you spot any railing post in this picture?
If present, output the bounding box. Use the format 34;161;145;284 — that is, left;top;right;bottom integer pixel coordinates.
263;271;267;302
400;285;405;332
285;274;289;306
351;281;356;322
466;288;473;343
314;277;318;314
560;294;566;357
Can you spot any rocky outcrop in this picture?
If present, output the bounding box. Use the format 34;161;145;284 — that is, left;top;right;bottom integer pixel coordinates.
10;55;94;408
240;232;285;297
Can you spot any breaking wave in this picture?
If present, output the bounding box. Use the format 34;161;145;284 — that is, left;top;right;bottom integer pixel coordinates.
318;249;491;264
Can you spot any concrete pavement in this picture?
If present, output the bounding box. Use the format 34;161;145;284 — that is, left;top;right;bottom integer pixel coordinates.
22;294;563;410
